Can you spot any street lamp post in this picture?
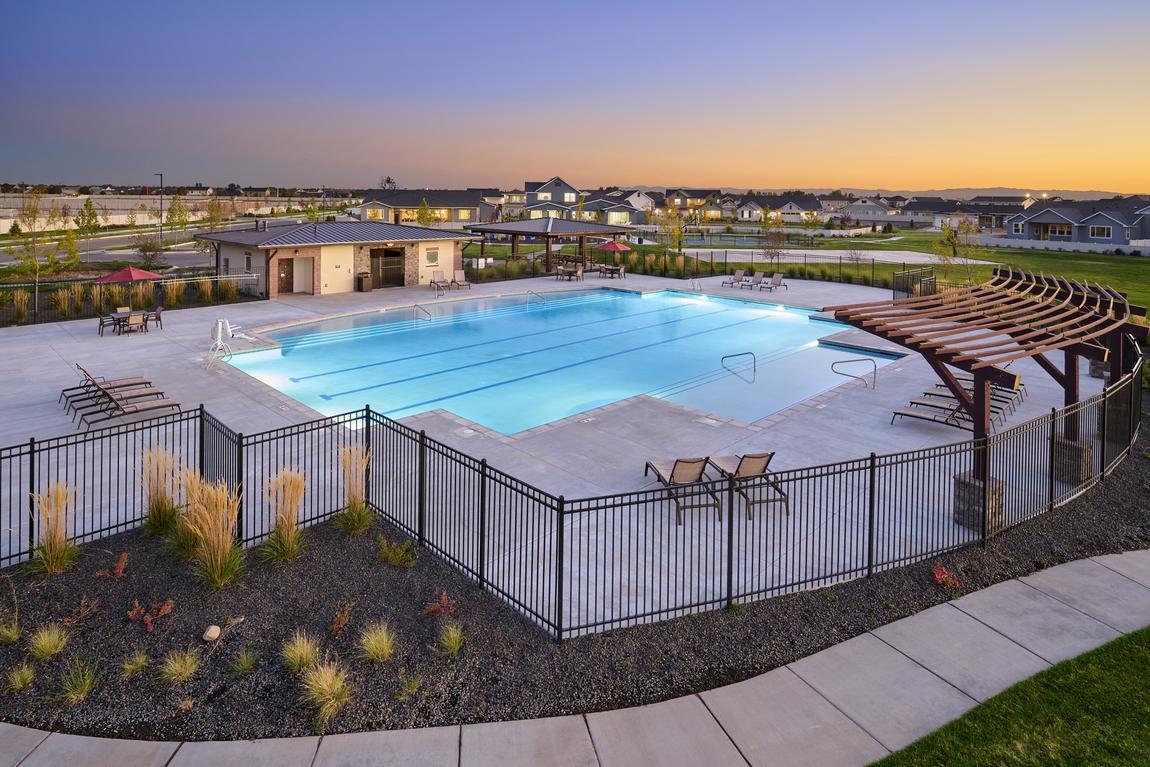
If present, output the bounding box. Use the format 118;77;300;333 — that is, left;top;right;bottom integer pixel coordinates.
154;172;163;252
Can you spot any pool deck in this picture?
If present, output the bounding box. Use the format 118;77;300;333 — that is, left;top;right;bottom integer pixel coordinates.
0;274;1100;497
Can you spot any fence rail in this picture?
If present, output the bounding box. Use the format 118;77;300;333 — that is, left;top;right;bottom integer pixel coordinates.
1;353;1143;639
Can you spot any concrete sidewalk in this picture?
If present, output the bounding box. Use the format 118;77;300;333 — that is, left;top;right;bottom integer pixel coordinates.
3;550;1148;767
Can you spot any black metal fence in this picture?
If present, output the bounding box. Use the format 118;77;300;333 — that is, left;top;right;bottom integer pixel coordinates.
1;355;1143;639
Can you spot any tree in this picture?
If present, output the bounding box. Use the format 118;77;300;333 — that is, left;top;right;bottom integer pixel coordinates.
801;210;822;239
933;217;982;285
416;198;434;227
73;198;101;261
166;194;189;232
126;206;137;228
133;234;165;267
379;176;398;190
8;221;21;236
196;196;227;257
660;200;685;252
304;197;320;221
77;186;92;195
11;193;80;318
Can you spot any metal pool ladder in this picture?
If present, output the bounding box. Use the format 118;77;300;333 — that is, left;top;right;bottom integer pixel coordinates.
412;304;432;321
831;357;878;388
721;351;757;383
526;290;546;304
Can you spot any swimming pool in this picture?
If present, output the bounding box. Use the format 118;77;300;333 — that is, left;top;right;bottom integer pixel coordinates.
228;289;898;434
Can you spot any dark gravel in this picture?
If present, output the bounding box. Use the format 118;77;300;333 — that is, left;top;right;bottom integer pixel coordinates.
1;415;1147;741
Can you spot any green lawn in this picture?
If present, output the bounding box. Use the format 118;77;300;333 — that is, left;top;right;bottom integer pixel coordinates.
877;626;1150;766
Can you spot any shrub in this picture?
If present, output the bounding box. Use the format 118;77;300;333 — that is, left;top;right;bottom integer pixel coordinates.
335;446;373;535
30;483;78;574
120;650;148;678
162;280;183;307
438;622;464;657
28;624;68;661
300;661;351;731
159;647;199;685
183;475;244;589
5;662;34;692
358;622;395;662
218;279;239;301
378;535;416;568
281;629;319;672
196;278;214;303
59;657;99;705
231;647;258;676
260;469;306;563
11;290;29;324
141;448;181;536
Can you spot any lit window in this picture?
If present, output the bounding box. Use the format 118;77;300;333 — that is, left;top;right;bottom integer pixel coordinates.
537;192;551;201
564;192;576;203
1089;225;1112;239
458;209;472;220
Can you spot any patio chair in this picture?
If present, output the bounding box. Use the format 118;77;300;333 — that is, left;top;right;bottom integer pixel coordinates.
115;306;130;313
720;269;746;287
121;313;148;335
147;306;163;330
574;266;584;281
59;364;152;406
740;272;766;290
452;270;471;290
708;452;789;518
97;315;118;336
644;457;721;525
761;273;789;292
431;271;452;291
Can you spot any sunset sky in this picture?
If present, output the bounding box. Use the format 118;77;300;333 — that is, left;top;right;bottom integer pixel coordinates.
2;0;1147;192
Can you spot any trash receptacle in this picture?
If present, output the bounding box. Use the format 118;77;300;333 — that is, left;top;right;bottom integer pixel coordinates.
356;273;372;292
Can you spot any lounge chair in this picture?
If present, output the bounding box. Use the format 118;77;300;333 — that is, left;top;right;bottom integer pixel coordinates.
707;452;790;518
921;385;1020;415
740;272;766;290
452;270;471;290
431;271;451;291
644;457;720;524
59;364;152;406
78;381;180;429
721;269;746;287
761;273;788;292
890;408;975;432
71;385;168;421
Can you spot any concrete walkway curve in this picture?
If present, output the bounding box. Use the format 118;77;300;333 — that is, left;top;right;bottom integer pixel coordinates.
3;550;1150;767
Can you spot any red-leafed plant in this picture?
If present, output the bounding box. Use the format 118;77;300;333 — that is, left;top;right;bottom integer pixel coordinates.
422;590;457;616
932;562;965;590
128;598;175;633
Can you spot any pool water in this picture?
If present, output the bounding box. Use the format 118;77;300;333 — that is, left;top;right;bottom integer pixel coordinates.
228;289;897;434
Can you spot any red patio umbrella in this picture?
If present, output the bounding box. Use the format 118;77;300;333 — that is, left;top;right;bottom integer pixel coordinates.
596;239;631;265
92;266;165;283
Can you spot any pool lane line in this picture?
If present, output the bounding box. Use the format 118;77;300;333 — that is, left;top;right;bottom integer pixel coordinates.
287;300;699;384
357;309;783;417
318;305;737;400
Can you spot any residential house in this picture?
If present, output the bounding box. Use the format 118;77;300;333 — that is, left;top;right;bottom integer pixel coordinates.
665;188;721;220
572;192;646;225
195;220;478;298
817;193;852;213
354;189;497;226
615;189;663;216
525;177;581;210
839;197;893;224
736;194;823;224
1005;198;1150;247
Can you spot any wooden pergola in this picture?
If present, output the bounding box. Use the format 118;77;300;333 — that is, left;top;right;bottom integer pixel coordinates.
826;267;1146;477
464;218;632;273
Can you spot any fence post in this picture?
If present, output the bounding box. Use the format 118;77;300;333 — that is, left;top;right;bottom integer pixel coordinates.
980;435;990;548
867;452;876;577
26;438;36;556
662;250;667;277
1048;408;1056;512
363;405;373;506
235;432;245;540
838;256;842;282
478;459;488;590
1099;390;1108;478
710;251;714;276
555;495;565;641
725;477;735;609
197;405;206;474
417;430;427;546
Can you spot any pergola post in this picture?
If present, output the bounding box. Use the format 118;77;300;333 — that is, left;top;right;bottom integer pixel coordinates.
511;235;519;259
545;237;553;273
1063;349;1080;439
578;236;586;267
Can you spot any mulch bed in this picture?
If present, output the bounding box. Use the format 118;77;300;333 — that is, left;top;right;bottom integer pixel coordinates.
1;415;1147;741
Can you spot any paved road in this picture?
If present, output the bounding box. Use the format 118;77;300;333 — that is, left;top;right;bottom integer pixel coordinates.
1;240;215;269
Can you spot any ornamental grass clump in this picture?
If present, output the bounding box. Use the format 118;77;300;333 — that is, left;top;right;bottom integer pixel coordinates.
11;290;29;324
170;470;208;560
377;535;416;568
218;278;239;301
28;623;68;661
120;650;148;678
231;647;258;677
141;447;181;535
281;629;319;672
5;662;34;692
334;445;373;535
159;647;199;685
196;278;214;303
300;660;351;732
31;482;78;574
59;657;98;705
357;621;395;663
260;469;306;563
105;283;126;309
162;280;183;307
437;622;464;657
182;476;244;589
130;282;153;309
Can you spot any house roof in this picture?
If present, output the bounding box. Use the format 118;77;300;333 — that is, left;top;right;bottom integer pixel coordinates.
968;195;1030;204
666;188;720;200
901;199;962;213
464;218;632;237
1010;199;1147;227
195;221;478;248
524;176;577;193
360;189;489;208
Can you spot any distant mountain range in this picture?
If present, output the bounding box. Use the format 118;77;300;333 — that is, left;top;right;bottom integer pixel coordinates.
649;187;1140;201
